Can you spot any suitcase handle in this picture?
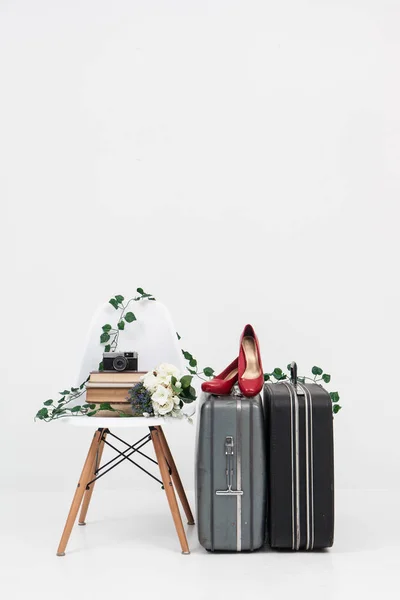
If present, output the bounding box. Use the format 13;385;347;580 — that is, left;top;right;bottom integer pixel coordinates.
215;436;244;496
290;361;297;385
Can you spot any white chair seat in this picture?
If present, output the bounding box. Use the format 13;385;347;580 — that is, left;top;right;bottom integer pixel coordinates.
59;416;189;428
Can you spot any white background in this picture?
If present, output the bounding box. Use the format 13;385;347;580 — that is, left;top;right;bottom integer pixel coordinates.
1;0;400;500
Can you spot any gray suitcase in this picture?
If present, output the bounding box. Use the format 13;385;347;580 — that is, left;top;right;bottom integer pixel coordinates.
196;391;267;551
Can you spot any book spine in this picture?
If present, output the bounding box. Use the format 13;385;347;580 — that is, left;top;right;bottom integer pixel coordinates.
86;382;136;389
86;390;131;402
89;372;145;383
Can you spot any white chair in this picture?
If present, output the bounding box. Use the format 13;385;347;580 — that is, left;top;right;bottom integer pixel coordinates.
56;299;194;556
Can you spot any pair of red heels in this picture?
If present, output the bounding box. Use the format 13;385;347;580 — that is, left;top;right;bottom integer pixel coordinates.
201;324;264;397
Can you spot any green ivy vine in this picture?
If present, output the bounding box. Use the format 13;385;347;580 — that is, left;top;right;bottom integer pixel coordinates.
264;365;341;414
35;288;341;422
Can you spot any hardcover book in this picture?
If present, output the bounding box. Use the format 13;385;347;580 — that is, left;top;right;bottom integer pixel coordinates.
89;371;145;383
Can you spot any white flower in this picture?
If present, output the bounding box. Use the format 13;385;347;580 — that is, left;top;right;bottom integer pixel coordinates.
172;395;181;406
153;396;174;416
157;363;181;381
152;384;173;407
175;381;182;389
142;371;162;392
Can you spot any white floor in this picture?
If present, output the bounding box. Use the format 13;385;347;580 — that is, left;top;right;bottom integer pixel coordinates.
0;488;398;600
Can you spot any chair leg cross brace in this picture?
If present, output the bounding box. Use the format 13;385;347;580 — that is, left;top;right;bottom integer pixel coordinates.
56;426;194;557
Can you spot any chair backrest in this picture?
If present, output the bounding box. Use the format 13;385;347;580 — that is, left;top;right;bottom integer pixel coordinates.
77;299;183;386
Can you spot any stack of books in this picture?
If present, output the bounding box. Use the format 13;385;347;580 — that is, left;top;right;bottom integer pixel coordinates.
86;371;145;417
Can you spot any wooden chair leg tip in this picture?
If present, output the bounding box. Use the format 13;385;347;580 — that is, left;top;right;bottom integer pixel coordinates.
187;520;195;525
56;552;65;557
181;551;190;555
78;522;86;526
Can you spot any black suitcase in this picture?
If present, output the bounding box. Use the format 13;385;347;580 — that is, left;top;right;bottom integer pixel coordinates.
263;363;334;550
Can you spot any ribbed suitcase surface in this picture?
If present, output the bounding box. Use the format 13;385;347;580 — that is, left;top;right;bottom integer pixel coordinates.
196;392;267;551
264;381;334;550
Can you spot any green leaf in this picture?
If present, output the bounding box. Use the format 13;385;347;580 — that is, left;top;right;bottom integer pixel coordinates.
71;387;78;392
117;320;125;330
52;409;67;416
115;295;124;303
312;366;323;376
330;391;340;403
322;373;331;383
203;367;215;377
189;358;197;368
136;287;144;294
187;368;197;375
104;344;111;352
100;332;110;344
333;404;342;414
124;312;136;323
98;361;104;371
273;368;286;380
102;324;112;332
171;384;182;395
264;373;270;381
36;407;48;419
43;399;53;406
287;364;292;371
182;350;192;361
109;298;119;309
57;397;65;403
59;390;70;395
180;375;192;389
87;410;97;417
71;406;82;413
99;402;113;411
181;385;196;402
176;332;181;340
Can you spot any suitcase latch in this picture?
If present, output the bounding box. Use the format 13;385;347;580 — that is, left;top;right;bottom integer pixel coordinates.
216;436;244;496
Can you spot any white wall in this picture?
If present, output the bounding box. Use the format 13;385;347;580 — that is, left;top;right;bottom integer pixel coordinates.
1;0;400;493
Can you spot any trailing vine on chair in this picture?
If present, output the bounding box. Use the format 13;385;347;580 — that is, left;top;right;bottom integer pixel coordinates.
35;288;341;422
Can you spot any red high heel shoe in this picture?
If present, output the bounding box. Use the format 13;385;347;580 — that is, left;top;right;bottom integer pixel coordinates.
201;357;238;395
238;324;263;397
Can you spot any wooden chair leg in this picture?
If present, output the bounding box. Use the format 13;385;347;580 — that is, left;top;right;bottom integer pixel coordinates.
150;427;190;554
56;429;103;556
156;426;195;525
78;430;107;525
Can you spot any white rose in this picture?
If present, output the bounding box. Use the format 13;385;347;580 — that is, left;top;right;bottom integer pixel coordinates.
142;371;162;392
152;384;172;407
155;396;174;416
157;363;181;380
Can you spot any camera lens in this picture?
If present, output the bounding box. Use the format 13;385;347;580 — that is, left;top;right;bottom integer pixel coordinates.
113;356;128;371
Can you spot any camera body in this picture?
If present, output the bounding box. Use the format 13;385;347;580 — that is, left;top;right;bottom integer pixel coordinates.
103;351;138;372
